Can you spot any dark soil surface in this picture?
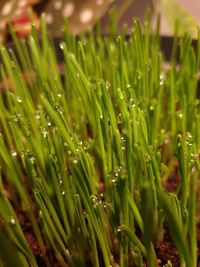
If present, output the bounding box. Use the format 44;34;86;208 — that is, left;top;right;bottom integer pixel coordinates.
155;231;179;266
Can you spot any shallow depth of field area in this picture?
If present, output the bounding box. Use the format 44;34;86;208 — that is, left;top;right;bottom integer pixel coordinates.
0;12;200;267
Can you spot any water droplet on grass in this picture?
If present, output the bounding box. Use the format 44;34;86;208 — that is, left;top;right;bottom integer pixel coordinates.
55;104;64;114
35;111;40;120
17;97;22;103
111;179;117;185
117;88;124;100
29;156;35;164
185;132;193;146
149;105;154;111
41;127;48;138
117;113;122;124
73;159;78;164
177;111;183;119
90;194;101;208
11;114;21;122
144;153;151;163
20;151;25;158
60;43;65;50
49;154;58;163
159;73;165;85
23;125;31;137
117;227;122;233
10;216;16;225
136;70;142;80
11;151;17;157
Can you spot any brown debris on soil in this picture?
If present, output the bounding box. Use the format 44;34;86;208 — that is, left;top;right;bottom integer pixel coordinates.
155;231;179;267
164;172;180;192
16;211;46;264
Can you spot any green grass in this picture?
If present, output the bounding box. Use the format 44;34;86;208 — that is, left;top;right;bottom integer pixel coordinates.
0;13;200;267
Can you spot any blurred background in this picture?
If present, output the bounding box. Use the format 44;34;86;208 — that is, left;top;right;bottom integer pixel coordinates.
0;0;199;43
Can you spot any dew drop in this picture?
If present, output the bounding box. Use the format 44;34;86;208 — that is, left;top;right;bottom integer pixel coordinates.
177;111;183;119
60;43;65;50
117;227;122;233
136;70;142;80
29;156;35;164
35;111;40;120
11;151;17;157
149;105;154;111
90;194;100;208
41;127;48;138
105;80;110;90
129;98;136;107
12;114;21;122
82;210;88;218
49;154;58;163
117;113;122;124
23;125;31;137
185;132;193;146
20;151;25;158
55;104;64;114
136;116;142;125
111;179;117;185
103;201;109;209
17;96;22;103
34;188;39;194
144;153;152;163
117;88;124;100
10;216;16;225
159;73;165;85
73;158;78;164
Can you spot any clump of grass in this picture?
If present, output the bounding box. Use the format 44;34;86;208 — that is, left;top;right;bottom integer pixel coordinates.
0;13;200;267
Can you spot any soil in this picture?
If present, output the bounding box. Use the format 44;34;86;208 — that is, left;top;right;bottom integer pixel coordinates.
155;231;179;266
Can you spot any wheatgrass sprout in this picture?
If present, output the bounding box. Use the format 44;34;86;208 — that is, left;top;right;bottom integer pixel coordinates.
0;13;199;267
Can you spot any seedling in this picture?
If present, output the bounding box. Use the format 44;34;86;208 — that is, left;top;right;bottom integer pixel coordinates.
0;13;199;267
